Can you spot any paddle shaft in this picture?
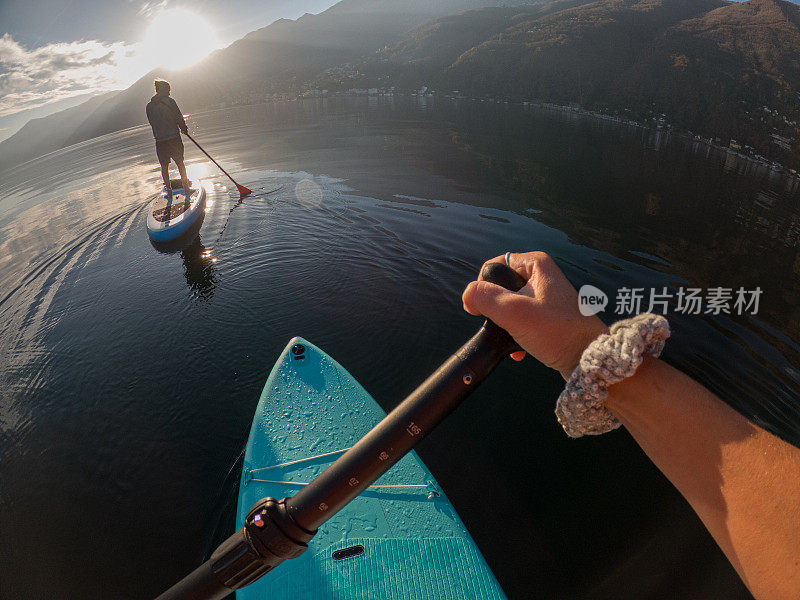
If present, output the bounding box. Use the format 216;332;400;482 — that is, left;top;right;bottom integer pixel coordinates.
184;132;250;194
289;319;519;529
156;262;526;600
290;264;525;529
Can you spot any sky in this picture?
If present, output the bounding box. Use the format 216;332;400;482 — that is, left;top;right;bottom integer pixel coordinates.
0;0;336;139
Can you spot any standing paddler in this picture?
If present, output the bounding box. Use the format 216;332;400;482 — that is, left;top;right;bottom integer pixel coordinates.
146;79;191;200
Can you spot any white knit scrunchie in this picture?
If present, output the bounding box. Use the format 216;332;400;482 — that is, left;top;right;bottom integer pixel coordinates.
555;313;670;438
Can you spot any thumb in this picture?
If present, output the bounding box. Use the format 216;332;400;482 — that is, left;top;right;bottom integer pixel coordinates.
462;280;520;323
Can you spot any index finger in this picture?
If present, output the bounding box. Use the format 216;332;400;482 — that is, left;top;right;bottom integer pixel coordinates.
479;252;548;282
493;251;561;282
477;254;509;281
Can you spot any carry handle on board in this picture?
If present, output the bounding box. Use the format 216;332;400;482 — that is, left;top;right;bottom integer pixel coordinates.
156;262;527;600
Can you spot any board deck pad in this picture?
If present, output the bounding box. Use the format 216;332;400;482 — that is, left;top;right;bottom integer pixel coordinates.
237;338;506;599
151;196;191;222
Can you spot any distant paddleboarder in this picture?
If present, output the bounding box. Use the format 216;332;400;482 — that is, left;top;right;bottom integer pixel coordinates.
146;79;190;199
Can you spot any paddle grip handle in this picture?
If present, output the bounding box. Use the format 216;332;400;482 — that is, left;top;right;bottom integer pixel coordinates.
478;261;527;354
481;261;527;293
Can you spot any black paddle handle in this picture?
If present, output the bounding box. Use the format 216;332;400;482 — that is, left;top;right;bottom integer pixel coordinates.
155;262;527;600
481;260;528;297
478;261;527;352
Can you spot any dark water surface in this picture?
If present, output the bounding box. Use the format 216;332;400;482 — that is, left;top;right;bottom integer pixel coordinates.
2;97;799;599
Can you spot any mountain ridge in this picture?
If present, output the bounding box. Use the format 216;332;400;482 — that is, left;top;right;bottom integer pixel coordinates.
365;0;800;164
3;0;800;171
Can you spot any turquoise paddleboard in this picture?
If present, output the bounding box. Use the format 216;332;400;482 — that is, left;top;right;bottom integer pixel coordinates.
237;337;507;599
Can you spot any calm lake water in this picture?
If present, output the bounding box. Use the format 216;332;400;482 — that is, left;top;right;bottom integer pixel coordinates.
2;96;798;599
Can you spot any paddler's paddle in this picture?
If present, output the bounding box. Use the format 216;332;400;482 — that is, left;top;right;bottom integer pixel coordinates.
156;262;527;600
184;132;252;197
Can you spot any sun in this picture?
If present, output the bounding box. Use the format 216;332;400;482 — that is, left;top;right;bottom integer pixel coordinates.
143;9;219;70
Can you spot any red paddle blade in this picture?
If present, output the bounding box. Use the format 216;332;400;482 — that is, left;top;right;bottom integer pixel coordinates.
237;184;252;196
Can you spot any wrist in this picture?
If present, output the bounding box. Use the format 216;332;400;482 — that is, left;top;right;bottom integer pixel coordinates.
555;314;670;438
558;319;610;380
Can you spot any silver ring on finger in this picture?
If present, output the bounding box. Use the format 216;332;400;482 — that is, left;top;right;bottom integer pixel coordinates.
503;251;512;267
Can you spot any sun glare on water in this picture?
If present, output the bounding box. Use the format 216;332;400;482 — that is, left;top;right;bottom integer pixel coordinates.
143;9;219;70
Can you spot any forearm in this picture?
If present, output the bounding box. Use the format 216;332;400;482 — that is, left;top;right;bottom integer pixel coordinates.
462;251;799;596
606;357;800;599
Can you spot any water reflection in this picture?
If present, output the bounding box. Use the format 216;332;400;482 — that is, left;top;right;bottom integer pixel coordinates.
180;236;217;300
434;101;800;337
150;225;218;301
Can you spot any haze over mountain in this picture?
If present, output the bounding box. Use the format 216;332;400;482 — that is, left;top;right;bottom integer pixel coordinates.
0;91;120;170
3;0;800;171
0;0;527;171
0;92;111;144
